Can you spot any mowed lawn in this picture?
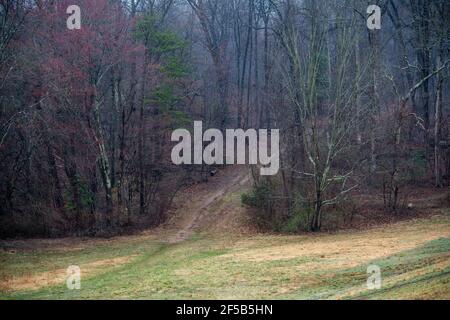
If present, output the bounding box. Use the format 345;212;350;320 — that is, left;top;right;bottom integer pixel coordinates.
1;214;449;300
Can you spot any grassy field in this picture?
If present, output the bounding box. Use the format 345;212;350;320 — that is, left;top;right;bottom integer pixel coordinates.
1;213;449;300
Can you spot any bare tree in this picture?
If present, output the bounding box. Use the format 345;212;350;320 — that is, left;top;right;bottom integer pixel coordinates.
276;0;364;231
187;0;232;127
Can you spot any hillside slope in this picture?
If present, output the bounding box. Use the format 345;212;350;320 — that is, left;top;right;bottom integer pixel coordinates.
1;166;449;299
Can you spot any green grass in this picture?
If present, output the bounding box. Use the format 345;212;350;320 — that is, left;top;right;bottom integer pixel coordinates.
1;218;449;300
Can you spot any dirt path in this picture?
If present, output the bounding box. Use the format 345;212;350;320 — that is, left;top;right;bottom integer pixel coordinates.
163;166;250;243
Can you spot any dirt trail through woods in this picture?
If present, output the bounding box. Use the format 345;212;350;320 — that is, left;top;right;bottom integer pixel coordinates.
162;166;250;243
0;166;251;253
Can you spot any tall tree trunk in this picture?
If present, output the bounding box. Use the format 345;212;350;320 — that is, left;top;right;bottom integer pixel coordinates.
354;39;362;145
254;14;260;128
262;16;270;128
93;97;113;223
138;53;150;215
119;1;138;212
245;1;254;128
368;28;381;173
434;55;444;187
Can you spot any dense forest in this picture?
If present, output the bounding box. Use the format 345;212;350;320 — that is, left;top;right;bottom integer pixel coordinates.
0;0;449;237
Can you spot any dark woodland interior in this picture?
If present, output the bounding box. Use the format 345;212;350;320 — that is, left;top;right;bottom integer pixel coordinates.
1;0;449;238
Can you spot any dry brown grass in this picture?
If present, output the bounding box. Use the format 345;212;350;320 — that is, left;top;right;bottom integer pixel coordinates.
0;255;137;292
221;218;450;268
